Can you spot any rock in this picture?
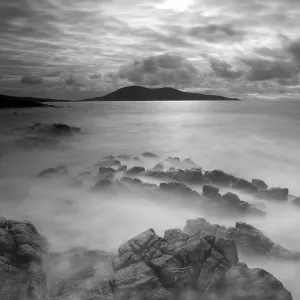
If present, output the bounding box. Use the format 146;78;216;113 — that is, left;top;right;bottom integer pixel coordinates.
227;222;300;260
204;170;238;187
117;165;128;172
203;185;221;199
126;166;146;175
37;166;68;178
176;168;203;184
0;217;7;229
214;238;238;266
159;182;200;198
222;192;249;211
120;177;143;186
152;163;164;171
96;157;121;168
182;158;197;166
0;220;48;300
292;197;300;206
142;152;160;158
98;167;116;175
94;179;113;190
258;187;289;201
252;178;268;190
133;156;144;164
232;178;258;193
223;266;293;300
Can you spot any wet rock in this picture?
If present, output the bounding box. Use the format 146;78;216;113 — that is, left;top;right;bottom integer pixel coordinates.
142;152;160;158
98;167;116;175
227;222;300;260
94;179;113;190
252;178;268;190
223;266;293;300
37;165;68;178
232;178;258;193
126;166;145;175
117;165;128;172
203;185;221;200
159;182;200;198
204;170;238;187
258;187;289;201
222;192;249;211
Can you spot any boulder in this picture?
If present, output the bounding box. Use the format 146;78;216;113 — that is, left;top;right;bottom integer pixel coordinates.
99;167;116;175
232;178;258;193
37;166;68;178
203;185;221;200
94;179;113;190
222;192;249;211
159;182;200;198
96;157;121;168
252;178;268;190
142;152;160;158
258;187;289;201
126;166;146;175
117;165;128;172
204;170;238;187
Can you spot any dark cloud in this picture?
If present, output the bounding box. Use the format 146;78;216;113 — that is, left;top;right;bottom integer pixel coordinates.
209;57;243;79
21;75;43;84
117;53;199;86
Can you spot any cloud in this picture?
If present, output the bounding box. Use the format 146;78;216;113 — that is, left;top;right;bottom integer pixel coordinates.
117;53;199;86
209;57;243;79
21;74;43;84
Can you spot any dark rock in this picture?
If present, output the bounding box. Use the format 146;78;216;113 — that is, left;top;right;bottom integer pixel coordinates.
214;238;238;266
0;218;7;229
96;157;121;168
231;178;258;193
222;192;249;211
159;182;200;198
99;167;116;175
204;170;238;187
152;163;164;171
252;178;268;190
126;166;145;175
120;177;143;186
258;187;289;201
117;165;128;172
223;266;293;300
94;179;113;190
203;185;221;199
142;152;160;158
37;166;68;178
227;222;300;260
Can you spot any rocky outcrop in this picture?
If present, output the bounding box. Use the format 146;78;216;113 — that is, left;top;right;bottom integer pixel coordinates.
0;219;48;300
202;185;221;200
184;218;300;261
14;123;80;137
204;170;238;187
231;178;258;193
126;166;146;175
95;156;122;169
159;182;200;198
37;166;68;178
258;187;289;201
222;192;249;211
252;179;268;190
142;152;160;158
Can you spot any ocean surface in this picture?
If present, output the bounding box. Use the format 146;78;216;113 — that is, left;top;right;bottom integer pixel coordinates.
0;99;300;296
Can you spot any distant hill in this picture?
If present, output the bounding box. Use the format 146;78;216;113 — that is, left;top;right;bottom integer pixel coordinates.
0;94;61;109
82;86;240;101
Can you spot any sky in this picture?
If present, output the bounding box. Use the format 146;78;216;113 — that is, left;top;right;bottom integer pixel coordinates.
1;0;300;100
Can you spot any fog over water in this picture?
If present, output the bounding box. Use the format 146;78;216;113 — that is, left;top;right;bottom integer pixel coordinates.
1;100;300;297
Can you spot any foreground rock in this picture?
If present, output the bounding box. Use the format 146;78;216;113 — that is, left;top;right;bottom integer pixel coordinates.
0;218;48;300
184;218;300;261
257;187;289;201
37;165;68;178
0;218;293;300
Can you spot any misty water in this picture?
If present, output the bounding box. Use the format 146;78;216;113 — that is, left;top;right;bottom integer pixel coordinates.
1;100;300;297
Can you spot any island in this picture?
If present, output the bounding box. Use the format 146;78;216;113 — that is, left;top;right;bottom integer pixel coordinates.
0;94;60;109
82;86;241;101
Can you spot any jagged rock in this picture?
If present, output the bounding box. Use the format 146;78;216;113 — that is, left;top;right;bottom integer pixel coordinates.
159;182;200;198
232;178;258;193
252;178;268;190
37;166;68;178
126;166;146;175
142;152;160;158
0;220;48;300
258;187;289;201
203;185;221;199
96;157;121;168
98;167;116;175
204;170;238;187
222;192;249;211
227;222;300;260
214;238;238;267
222;266;293;300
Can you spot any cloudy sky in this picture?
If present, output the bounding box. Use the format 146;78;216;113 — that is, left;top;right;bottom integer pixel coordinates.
1;0;300;100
